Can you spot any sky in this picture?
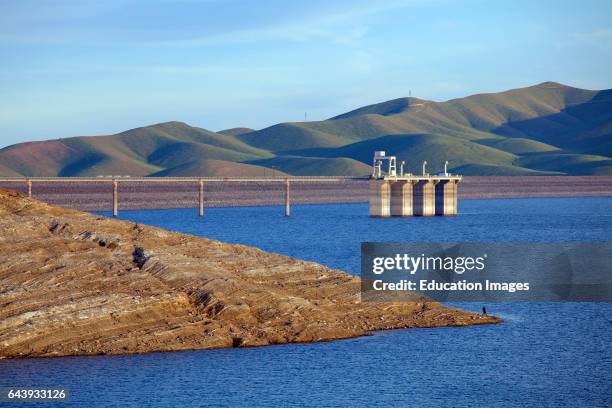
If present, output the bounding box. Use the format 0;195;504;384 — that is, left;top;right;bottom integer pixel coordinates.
0;0;611;147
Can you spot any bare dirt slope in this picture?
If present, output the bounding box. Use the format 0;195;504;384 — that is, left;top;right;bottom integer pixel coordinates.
0;190;499;358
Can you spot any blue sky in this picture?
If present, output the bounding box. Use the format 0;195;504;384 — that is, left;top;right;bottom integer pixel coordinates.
1;0;611;147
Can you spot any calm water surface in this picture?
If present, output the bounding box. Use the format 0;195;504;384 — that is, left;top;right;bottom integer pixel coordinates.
1;197;611;407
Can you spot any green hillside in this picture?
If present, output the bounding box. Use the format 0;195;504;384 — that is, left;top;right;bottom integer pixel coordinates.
288;134;518;175
150;159;288;177
0;122;273;177
0;82;610;177
515;153;612;175
238;123;356;151
247;157;372;176
0;163;23;177
476;138;561;154
217;127;255;136
450;164;562;176
331;97;431;119
147;142;261;168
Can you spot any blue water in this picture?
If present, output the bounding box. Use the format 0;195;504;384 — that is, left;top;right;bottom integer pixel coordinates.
1;197;611;407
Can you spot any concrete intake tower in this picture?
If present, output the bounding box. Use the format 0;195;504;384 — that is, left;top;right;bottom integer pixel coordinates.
369;151;461;217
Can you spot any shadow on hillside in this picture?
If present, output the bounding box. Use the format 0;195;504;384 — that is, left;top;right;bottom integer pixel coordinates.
490;90;612;156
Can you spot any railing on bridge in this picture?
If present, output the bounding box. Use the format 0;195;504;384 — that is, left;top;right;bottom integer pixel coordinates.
0;176;369;217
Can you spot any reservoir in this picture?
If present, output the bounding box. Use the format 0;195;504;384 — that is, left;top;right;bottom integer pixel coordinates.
1;197;610;407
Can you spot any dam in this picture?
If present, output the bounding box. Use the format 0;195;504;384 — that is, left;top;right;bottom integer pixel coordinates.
369;151;461;217
0;152;460;217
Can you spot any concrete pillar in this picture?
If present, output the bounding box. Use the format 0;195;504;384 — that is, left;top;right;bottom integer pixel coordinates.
27;179;32;198
284;179;290;217
369;179;391;217
450;180;458;215
113;179;118;217
199;178;204;217
413;180;436;216
390;180;413;216
435;180;458;216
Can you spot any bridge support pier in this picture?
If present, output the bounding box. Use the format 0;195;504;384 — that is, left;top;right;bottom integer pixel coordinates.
435;180;458;216
413;180;436;216
27;179;32;198
199;178;204;217
390;180;413;216
369;179;391;217
113;179;118;217
285;179;290;217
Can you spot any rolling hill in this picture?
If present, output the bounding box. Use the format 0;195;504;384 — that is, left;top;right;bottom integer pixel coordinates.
286;134;521;175
0;82;610;177
247;156;372;176
217;127;256;136
150;159;288;177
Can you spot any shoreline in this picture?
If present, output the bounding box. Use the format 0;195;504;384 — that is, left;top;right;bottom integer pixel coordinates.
1;314;496;360
0;190;500;359
0;176;611;212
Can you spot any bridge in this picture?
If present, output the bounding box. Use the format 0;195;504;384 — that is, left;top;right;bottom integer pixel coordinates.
0;176;364;217
0;153;462;217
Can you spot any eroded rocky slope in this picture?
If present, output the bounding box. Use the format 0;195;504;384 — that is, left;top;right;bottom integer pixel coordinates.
0;190;499;358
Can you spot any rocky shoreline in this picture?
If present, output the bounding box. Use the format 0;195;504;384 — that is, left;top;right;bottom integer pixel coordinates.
0;190;500;359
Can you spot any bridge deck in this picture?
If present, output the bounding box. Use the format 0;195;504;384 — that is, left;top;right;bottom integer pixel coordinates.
0;176;365;183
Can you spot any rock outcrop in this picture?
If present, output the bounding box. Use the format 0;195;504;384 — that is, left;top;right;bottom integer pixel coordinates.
0;190;499;358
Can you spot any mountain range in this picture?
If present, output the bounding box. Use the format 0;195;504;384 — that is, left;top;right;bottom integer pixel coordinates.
1;81;611;177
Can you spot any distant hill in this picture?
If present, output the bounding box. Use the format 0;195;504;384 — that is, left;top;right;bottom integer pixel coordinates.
150;159;288;177
217;127;255;136
1;82;610;177
0;122;272;177
247;156;372;176
287;134;520;175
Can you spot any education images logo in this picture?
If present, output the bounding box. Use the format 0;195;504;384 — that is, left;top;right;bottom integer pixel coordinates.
370;252;530;293
362;243;611;301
